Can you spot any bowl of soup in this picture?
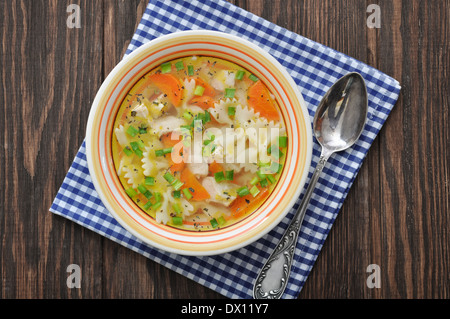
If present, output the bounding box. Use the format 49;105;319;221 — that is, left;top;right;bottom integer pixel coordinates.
86;30;312;256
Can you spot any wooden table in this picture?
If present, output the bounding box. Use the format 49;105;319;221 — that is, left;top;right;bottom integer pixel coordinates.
1;0;448;299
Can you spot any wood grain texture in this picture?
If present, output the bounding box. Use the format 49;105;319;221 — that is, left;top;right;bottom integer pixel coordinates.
0;0;448;299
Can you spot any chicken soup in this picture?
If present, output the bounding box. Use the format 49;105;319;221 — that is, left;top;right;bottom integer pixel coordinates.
112;56;287;231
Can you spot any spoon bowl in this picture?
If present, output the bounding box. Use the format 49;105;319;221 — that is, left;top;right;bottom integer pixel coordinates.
253;72;368;299
314;72;368;153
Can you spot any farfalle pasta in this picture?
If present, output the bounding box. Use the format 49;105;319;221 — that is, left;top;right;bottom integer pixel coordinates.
112;56;288;230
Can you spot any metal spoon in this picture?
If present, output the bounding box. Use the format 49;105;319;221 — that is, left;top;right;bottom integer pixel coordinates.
253;72;368;299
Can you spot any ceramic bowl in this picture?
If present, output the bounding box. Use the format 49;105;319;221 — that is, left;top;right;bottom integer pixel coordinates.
86;30;312;256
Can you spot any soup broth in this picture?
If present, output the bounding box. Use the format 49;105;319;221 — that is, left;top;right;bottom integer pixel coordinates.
112;56;287;231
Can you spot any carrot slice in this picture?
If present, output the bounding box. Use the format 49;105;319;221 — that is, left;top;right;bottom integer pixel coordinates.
161;132;185;175
179;168;210;201
208;161;224;175
189;76;216;97
190;95;216;109
148;73;183;107
161;132;179;147
247;80;280;121
228;186;270;220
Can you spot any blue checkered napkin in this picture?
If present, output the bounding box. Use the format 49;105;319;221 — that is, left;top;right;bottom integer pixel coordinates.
50;0;401;299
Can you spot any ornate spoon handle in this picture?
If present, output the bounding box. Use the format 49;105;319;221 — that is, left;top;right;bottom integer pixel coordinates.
253;153;330;299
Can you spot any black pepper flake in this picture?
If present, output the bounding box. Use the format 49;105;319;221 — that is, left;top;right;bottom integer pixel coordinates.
189;187;195;193
245;199;250;204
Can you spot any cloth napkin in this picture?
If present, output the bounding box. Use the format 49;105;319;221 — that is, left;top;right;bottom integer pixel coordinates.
50;0;401;299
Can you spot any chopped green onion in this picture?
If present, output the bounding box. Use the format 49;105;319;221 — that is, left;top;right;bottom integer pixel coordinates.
267;162;282;174
259;178;268;188
236;70;245;80
175;60;184;71
138;125;147;134
182;188;192;200
154;192;162;203
258;160;271;167
152;201;162;210
227;106;236;116
204;110;211;123
143;201;152;210
155;147;173;157
130;141;140;151
250;176;260;185
225;170;234;181
249;74;259;82
267;174;276;184
181;124;192;131
187;64;194;76
250;185;260;197
172;216;183;225
172;179;184;191
224;88;236;98
160;62;172;73
130;141;143;158
277;163;283;173
257;170;267;180
173;190;181;198
210;218;219;228
194;112;205;123
143;190;152;199
137;140;145;150
134;149;143;158
183;111;193;120
126;125;139;137
214;171;225;182
217;216;226;226
279;136;288;148
172;203;182;214
125;188;137;198
194;85;205;96
138;184;152;199
237;186;250;197
164;172;175;184
123;146;133;156
137;184;148;194
145;176;155;186
269;146;283;160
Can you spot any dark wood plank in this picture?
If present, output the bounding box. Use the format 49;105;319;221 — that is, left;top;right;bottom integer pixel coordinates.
0;0;104;298
376;0;449;298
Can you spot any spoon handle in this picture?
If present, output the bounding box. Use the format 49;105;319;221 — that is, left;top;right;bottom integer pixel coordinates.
253;153;330;299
